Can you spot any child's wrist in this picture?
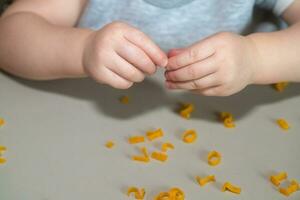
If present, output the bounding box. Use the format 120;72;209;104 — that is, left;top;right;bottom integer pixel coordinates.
64;28;95;78
80;30;96;77
245;34;266;85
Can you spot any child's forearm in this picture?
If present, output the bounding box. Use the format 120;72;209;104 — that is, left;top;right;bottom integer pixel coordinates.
0;12;93;80
248;22;300;84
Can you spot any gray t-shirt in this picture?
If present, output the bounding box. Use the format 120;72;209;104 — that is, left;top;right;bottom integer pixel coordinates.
78;0;294;50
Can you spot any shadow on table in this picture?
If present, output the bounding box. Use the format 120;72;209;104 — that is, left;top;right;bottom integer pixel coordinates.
176;83;300;122
7;73;300;122
11;75;171;120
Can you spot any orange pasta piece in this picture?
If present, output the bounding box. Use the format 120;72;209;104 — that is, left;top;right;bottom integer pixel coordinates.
0;145;7;165
0;157;6;165
207;150;221;166
0;146;7;153
140;147;149;158
196;175;216;186
273;82;289;92
270;172;288;187
151;151;168;162
182;129;197;143
105;141;115;149
154;192;170;200
128;136;145;144
169;188;185;199
223;118;236;128
179;103;194;119
161;142;175;152
220;112;233;121
0;118;5;127
220;112;236;128
277;119;290;130
279;180;299;197
146;129;164;141
222;182;241;194
127;187;145;199
132;147;150;163
132;156;150;163
120;95;130;104
154;188;185;200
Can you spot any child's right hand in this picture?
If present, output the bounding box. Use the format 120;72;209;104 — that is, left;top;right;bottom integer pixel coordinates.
82;22;168;89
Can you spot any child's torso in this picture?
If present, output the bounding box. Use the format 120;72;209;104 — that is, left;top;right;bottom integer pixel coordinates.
78;0;256;50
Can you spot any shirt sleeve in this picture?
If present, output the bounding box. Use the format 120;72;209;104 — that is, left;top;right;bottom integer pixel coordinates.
256;0;295;15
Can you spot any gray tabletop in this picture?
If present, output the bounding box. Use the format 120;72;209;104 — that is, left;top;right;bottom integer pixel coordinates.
0;70;300;200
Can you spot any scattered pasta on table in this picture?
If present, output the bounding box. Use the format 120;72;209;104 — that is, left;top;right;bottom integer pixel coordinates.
179;103;194;119
222;182;241;194
207;150;222;166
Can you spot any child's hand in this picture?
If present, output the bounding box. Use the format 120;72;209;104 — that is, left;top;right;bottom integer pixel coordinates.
165;32;260;96
83;22;167;89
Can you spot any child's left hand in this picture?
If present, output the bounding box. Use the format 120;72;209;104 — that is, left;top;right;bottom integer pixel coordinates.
165;32;260;96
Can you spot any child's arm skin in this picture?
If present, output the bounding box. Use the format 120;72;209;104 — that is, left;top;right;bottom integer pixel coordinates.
0;0;167;89
165;0;300;96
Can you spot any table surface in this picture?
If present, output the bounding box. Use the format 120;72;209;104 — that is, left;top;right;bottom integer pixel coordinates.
0;70;300;200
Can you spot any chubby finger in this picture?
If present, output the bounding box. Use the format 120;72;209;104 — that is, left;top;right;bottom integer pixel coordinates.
168;48;185;58
165;56;217;82
124;28;168;67
167;39;215;70
116;40;156;75
166;74;219;90
91;66;133;89
107;53;145;82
